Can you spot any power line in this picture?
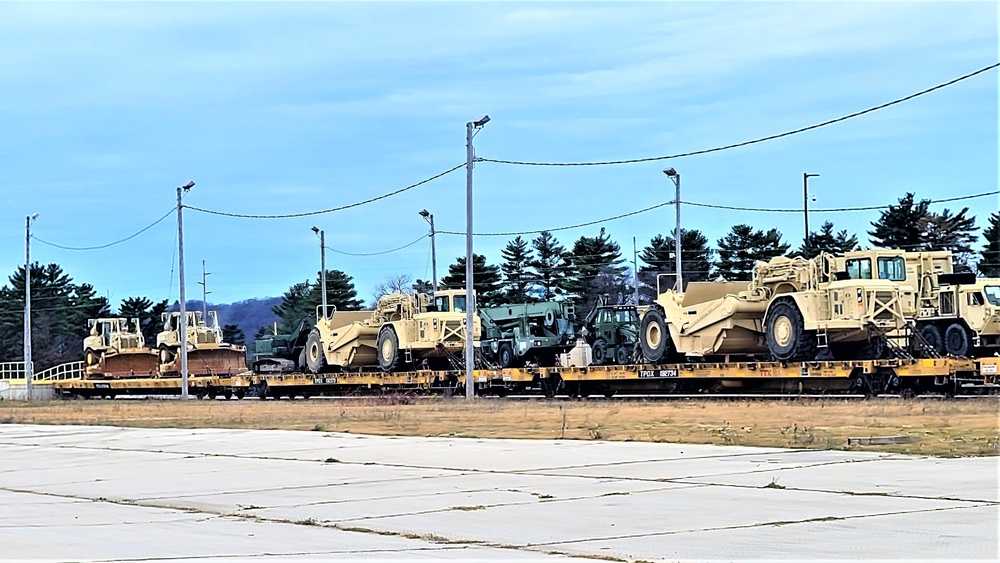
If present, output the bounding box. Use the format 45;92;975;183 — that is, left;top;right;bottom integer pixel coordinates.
186;164;465;219
438;201;676;237
31;207;175;251
480;62;1000;167
681;190;999;213
324;234;429;257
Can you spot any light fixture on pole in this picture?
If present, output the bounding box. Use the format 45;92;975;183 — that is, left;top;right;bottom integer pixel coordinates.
465;114;489;400
311;226;327;318
24;213;38;398
176;180;195;400
419;210;438;296
803;173;820;251
663;168;682;291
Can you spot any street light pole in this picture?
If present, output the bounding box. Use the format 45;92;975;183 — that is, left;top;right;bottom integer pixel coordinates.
177;181;195;400
803;173;820;251
24;213;37;397
664;168;682;291
465;114;489;400
419;210;438;296
312;227;327;318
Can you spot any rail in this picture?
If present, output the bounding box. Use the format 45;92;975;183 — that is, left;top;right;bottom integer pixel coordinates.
35;361;84;381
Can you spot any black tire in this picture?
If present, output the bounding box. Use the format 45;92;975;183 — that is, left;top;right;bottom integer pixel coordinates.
592;338;608;365
497;343;515;368
615;346;630;365
84;348;99;367
640;308;674;363
305;330;327;373
944;323;971;357
377;326;403;372
765;299;817;362
918;324;943;356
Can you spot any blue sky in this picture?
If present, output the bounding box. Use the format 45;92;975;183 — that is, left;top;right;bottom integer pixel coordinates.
1;2;996;308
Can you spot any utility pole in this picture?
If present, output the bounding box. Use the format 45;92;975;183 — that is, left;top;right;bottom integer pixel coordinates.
465;114;489;400
198;260;211;320
419;210;438;296
312;227;327;317
177;181;194;400
803;173;820;252
664;168;682;291
632;236;639;305
24;213;37;397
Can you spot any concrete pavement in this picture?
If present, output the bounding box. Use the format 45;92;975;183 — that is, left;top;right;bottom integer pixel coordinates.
0;424;996;561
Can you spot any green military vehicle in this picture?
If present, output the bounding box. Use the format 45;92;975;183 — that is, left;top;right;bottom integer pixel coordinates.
478;301;576;368
583;298;641;365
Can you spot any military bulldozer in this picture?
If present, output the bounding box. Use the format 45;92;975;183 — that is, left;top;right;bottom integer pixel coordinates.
582;297;641;365
82;318;159;378
156;311;248;376
478;301;575;368
304;289;481;373
640;250;915;363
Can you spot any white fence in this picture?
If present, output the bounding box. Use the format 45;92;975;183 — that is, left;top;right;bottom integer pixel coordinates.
0;362;29;380
0;361;83;381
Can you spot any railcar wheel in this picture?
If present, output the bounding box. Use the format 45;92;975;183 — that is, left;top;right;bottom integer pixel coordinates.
944;323;971;357
305;330;327;373
592;339;608;365
918;324;943;357
765;299;817;362
497;343;515;368
377;326;403;372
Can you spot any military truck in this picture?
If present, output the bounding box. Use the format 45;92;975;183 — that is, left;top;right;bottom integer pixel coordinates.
478;301;576;367
581;297;640;365
640;250;914;363
82;318;158;378
156;311;248;376
846;250;1000;357
305;289;481;373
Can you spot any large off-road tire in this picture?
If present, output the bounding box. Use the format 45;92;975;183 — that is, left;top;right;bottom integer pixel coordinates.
377;326;403;372
765;299;817;362
615;346;630;365
592;338;608;365
918;324;943;357
305;330;327;373
944;323;971;357
497;343;515;369
639;308;677;364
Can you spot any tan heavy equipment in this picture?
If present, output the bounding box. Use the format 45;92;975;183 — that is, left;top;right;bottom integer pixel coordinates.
849;250;1000;357
640;250;915;363
82;318;158;378
305;289;481;373
156;311;248;376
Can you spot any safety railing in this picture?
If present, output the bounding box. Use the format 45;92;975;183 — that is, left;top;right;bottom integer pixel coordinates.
0;362;30;380
36;361;85;381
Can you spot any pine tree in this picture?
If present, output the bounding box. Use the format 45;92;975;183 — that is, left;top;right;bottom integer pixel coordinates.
980;212;1000;277
499;236;536;303
412;278;433;295
921;207;978;268
271;269;362;333
222;324;246;346
118;296;169;345
440;254;504;307
565;228;631;312
868;193;930;249
715;225;790;281
796;221;860;258
638;229;712;302
528;231;570;300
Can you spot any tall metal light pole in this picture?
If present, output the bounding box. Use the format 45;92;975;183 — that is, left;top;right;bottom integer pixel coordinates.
663;168;682;291
176;181;195;400
198;260;211;320
311;227;327;318
419;210;438;296
24;213;38;397
465;114;490;399
803;173;820;251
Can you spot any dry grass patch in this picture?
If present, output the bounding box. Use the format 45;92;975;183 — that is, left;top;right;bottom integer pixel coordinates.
1;397;997;457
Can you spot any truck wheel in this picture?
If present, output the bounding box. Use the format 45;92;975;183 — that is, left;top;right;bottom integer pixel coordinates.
497;343;514;368
640;308;674;363
615;347;630;365
377;326;403;372
305;330;327;373
592;339;608;365
765;300;817;362
918;324;943;356
944;323;971;357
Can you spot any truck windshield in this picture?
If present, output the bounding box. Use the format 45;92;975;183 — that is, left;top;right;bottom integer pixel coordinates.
877;256;906;281
845;258;871;280
453;296;467;313
615;310;637;323
984;286;1000;306
435;296;450;312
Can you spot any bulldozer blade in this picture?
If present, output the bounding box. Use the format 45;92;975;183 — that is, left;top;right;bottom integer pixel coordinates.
184;348;248;376
94;350;160;379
